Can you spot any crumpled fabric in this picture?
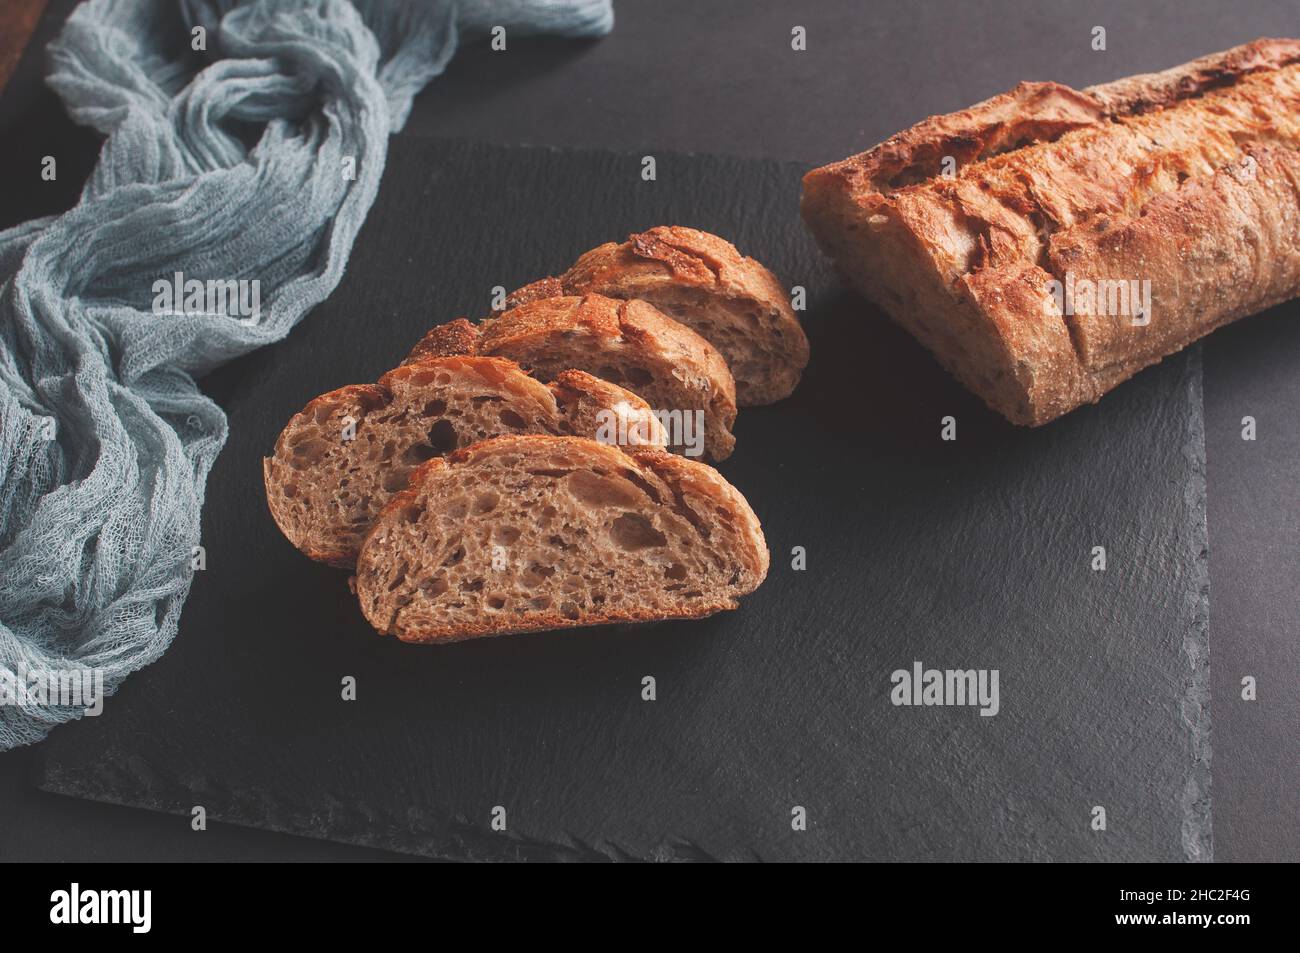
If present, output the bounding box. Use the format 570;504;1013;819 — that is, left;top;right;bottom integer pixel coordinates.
0;0;613;749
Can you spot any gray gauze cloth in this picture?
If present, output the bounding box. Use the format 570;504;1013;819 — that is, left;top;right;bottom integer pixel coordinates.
0;0;613;749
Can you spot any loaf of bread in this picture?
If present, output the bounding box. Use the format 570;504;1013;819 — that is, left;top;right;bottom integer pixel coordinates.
506;226;810;406
263;357;665;567
355;435;770;643
406;294;739;461
801;39;1300;425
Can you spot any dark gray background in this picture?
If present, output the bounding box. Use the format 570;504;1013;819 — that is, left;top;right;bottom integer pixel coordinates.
0;0;1295;862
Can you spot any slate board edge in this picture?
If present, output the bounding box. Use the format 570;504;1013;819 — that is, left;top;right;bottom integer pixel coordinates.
32;758;719;862
1180;345;1214;863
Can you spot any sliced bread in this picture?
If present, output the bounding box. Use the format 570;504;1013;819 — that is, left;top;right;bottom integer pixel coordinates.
405;294;739;461
355;435;770;643
506;226;810;406
263;357;665;567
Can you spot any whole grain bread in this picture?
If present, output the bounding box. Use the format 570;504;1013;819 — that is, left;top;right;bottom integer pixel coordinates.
406;293;739;461
506;226;810;405
263;357;665;567
354;435;770;643
801;38;1300;425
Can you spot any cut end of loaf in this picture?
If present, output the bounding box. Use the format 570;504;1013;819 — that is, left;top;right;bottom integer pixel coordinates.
263;358;668;567
354;435;769;643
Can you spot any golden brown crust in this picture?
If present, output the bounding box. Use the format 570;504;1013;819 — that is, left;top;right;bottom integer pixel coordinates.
1047;145;1300;371
484;295;734;396
807;82;1106;199
404;295;740;460
380;355;534;396
484;295;738;460
802;39;1300;425
403;318;479;364
505;276;565;308
1085;37;1300;114
808;39;1300;198
507;227;809;405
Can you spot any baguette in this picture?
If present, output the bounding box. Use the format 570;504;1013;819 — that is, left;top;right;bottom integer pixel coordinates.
506;226;810;405
354;435;770;643
406;294;739;461
263;357;665;567
801;38;1300;425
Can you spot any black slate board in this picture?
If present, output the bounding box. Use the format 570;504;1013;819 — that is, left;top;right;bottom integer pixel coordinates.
34;138;1211;861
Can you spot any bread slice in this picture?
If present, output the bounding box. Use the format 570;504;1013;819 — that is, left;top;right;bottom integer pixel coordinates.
263;357;665;567
801;38;1300;425
406;294;739;461
504;226;809;406
354;435;770;643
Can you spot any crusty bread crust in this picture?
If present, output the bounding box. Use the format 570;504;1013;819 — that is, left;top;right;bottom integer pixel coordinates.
802;38;1300;425
355;435;769;643
263;356;665;567
508;226;810;405
406;294;740;460
404;317;479;363
1085;38;1300;114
